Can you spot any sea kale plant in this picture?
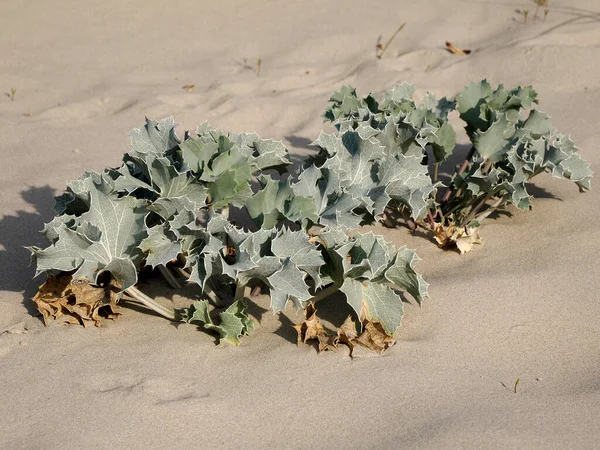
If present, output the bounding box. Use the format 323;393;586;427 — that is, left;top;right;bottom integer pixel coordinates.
323;80;592;252
29;117;427;353
28;79;592;352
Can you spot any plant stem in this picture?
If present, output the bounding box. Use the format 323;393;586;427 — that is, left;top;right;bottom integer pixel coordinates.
173;266;191;280
440;195;472;222
462;192;493;226
308;283;341;304
234;282;246;301
441;146;476;203
125;286;176;320
481;158;494;175
376;23;405;59
204;282;224;307
158;265;182;289
251;285;263;297
427;210;437;229
433;162;439;183
170;264;225;307
475;197;504;221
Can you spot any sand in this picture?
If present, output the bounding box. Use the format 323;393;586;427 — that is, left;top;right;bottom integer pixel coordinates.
1;0;599;448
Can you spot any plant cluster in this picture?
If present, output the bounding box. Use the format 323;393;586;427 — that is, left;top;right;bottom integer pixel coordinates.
324;80;592;252
29;79;591;353
29;116;427;352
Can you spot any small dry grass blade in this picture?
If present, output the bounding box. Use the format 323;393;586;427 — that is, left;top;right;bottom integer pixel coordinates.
445;41;471;55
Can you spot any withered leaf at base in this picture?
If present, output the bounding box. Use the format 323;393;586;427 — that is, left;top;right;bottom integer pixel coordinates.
294;304;396;356
434;223;483;254
32;274;122;328
293;304;337;352
335;316;358;356
355;321;395;354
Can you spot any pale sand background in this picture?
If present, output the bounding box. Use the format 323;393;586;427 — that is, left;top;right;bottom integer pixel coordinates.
1;1;599;448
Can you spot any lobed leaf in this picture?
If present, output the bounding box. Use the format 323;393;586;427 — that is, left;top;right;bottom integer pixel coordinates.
30;175;146;290
183;299;254;346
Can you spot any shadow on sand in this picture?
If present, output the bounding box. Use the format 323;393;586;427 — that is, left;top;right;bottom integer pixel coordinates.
0;186;57;315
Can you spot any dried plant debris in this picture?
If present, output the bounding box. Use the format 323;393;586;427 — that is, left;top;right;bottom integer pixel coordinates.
434;223;483;254
294;304;395;356
32;274;121;327
445;41;471;55
375;23;405;59
293;304;337;352
354;321;395;354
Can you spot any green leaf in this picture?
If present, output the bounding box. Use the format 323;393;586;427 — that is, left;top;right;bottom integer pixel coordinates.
207;166;253;208
465;162;503;197
339;279;405;335
139;225;181;268
545;134;593;191
380;153;436;220
521;109;552;138
272;227;324;288
178;126;291;210
179;136;219;174
245;177;317;229
456;79;493;132
383;82;416;104
430;121;457;162
116;156;207;208
53;171;106;216
361;283;405;334
384;247;429;304
230;133;292;172
291;164;363;230
503;180;532;210
472;112;517;161
42;214;76;243
314;131;386;186
30;176;147;290
267;258;312;312
217;300;255;345
128;117;179;159
336;232;394;280
183;299;254;345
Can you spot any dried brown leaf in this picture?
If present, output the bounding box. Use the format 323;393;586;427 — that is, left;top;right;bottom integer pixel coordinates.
434;223;457;248
354;321;395;354
293;304;336;352
336;316;358;356
434;223;482;254
32;274;122;327
445;41;471;56
455;227;482;254
294;307;396;356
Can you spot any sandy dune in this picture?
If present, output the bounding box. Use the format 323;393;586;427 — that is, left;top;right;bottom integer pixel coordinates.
1;1;599;448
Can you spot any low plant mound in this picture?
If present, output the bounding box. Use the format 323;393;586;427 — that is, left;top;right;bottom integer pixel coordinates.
29;80;591;354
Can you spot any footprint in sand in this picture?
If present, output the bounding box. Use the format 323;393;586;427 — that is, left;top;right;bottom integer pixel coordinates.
87;373;209;405
0;322;33;358
37;96;140;122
